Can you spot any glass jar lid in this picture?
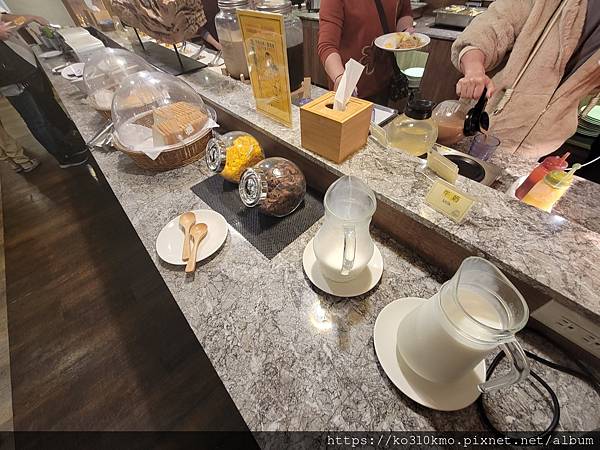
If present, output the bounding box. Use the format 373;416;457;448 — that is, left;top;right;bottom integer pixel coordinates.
218;0;249;7
256;0;292;14
405;99;435;120
206;137;227;173
239;168;268;207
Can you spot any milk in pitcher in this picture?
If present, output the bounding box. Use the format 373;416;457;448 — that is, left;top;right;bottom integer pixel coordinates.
397;286;506;383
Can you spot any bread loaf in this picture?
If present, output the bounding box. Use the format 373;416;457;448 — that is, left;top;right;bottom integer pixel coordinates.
152;102;208;146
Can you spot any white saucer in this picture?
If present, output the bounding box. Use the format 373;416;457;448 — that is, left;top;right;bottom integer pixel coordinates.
156;209;228;265
61;63;85;80
303;238;383;298
374;297;486;411
39;50;63;59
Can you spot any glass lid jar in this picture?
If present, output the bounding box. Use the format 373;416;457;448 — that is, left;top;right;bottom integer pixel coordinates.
255;0;304;91
112;71;214;153
206;131;265;183
239;157;306;217
83;48;153;111
215;0;251;80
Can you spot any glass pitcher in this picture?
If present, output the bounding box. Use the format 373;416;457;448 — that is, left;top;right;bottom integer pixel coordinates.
397;257;529;393
313;176;377;282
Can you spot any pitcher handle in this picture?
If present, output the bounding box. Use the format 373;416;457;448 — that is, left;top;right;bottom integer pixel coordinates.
341;225;356;276
478;339;529;394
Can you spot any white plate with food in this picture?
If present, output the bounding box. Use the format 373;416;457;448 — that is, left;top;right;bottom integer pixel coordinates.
39;50;63;59
375;32;430;52
156;209;228;266
61;63;85;80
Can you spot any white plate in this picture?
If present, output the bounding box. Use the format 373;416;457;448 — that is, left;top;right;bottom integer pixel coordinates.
39;50;63;59
375;32;430;53
156;210;228;266
374;297;486;411
402;67;425;78
61;63;85;80
303;238;383;298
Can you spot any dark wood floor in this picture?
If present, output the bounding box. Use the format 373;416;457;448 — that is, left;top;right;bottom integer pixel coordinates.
0;146;252;435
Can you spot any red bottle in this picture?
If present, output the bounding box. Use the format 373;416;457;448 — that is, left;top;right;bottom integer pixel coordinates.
515;153;570;200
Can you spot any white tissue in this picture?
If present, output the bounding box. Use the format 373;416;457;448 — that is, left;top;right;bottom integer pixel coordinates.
334;59;365;111
117;119;220;160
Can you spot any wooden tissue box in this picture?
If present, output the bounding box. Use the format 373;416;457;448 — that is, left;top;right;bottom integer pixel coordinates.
300;92;373;163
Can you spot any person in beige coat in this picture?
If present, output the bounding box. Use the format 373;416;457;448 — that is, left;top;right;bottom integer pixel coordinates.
451;0;600;167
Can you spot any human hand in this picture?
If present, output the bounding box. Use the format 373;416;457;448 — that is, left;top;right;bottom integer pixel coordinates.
405;26;416;34
0;22;14;40
332;73;358;96
456;70;495;99
457;48;494;99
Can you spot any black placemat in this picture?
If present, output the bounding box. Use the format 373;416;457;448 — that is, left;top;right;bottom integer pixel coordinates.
191;175;324;259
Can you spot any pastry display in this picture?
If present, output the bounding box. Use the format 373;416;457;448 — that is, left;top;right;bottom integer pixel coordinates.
239;157;306;217
206;131;265;183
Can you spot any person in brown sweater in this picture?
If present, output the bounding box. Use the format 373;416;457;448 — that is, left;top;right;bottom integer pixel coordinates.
318;0;413;103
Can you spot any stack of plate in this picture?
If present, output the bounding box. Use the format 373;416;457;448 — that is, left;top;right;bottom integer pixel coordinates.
577;105;600;137
401;67;425;89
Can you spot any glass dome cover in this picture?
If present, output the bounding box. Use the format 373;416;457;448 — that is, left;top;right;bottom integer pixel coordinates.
112;71;213;154
83;48;153;111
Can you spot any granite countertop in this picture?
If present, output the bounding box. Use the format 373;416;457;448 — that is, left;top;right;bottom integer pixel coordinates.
179;75;600;322
36;51;600;432
46;31;600;322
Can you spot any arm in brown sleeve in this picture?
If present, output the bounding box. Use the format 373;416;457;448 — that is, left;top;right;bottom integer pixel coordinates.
318;0;345;65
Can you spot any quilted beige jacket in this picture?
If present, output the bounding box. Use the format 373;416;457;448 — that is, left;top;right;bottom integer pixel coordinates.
452;0;600;166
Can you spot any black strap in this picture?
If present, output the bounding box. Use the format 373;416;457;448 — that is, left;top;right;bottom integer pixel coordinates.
373;0;403;85
373;0;392;35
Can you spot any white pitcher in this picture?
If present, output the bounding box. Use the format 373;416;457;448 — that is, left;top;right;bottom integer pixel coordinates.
313;176;377;282
397;257;530;393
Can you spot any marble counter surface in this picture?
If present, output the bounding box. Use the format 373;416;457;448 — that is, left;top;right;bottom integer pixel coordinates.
453;138;600;236
175;68;600;322
42;31;600;321
37;51;600;432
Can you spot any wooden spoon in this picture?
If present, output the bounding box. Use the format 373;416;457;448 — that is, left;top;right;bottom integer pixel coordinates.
179;212;196;261
185;223;208;273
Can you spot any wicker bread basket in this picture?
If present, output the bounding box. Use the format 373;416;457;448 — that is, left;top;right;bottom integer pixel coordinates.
112;110;212;171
